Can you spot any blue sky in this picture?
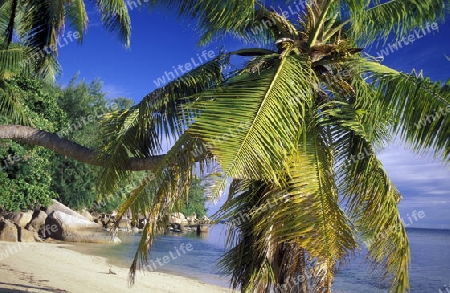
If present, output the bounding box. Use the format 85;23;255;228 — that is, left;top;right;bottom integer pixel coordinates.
56;5;450;229
57;6;221;99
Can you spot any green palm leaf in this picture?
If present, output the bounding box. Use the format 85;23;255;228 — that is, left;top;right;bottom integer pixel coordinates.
116;131;213;285
318;61;411;291
215;129;358;292
362;60;450;161
335;130;410;293
269;126;356;291
188;54;315;182
66;0;88;43
0;45;25;78
322;87;409;291
95;0;131;46
349;0;448;45
0;81;31;125
97;56;226;195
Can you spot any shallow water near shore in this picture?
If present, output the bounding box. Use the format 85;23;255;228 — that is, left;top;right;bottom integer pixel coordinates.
68;225;231;287
69;226;450;292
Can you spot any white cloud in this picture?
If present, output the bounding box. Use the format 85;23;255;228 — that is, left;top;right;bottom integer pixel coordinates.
377;143;450;228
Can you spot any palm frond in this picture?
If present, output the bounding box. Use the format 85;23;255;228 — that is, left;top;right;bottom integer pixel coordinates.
216;135;357;292
97;108;142;194
318;64;394;151
47;0;66;31
335;130;410;292
324;91;409;291
0;45;25;78
19;0;63;49
215;180;278;292
0;81;31;125
114;132;213;285
95;0;131;47
9;1;62;81
349;0;448;45
361;60;450;161
188;54;315;182
66;0;88;43
97;55;226;196
35;53;61;83
214;116;358;292
0;0;128;82
317;61;411;291
306;0;341;48
271;126;356;291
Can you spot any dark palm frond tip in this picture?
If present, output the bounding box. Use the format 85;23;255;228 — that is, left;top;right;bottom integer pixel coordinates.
3;0;18;46
128;220;154;286
66;0;89;43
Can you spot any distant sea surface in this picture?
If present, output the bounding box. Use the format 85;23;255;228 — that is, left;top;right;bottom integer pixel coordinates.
70;226;450;292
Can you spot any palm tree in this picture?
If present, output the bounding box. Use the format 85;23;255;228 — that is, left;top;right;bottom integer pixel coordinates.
0;0;131;81
0;0;131;132
1;1;449;292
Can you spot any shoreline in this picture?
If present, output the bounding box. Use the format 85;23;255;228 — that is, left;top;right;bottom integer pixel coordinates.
65;238;232;289
0;241;235;293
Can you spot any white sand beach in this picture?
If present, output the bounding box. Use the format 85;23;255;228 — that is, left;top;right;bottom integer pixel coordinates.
0;241;235;293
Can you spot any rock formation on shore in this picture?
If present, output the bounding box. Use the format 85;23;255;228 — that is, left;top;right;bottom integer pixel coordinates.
0;199;213;244
0;199;120;244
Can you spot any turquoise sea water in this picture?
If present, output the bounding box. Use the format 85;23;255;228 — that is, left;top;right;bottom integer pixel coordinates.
71;226;450;292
